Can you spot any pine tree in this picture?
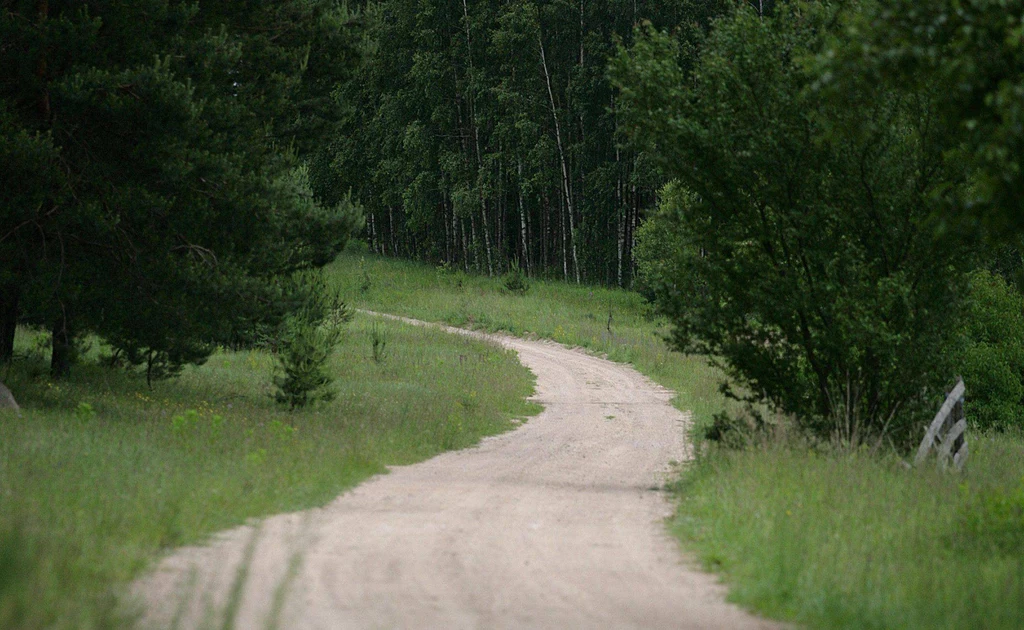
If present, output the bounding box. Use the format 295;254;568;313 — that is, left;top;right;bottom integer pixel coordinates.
0;0;363;377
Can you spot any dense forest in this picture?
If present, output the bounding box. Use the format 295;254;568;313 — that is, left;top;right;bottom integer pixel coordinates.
328;0;1024;443
317;0;731;286
2;0;1023;443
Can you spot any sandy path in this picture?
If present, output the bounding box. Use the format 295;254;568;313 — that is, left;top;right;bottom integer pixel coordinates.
135;314;779;629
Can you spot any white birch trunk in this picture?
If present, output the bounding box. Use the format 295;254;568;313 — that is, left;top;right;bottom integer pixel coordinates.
462;0;493;276
517;159;530;275
539;32;580;284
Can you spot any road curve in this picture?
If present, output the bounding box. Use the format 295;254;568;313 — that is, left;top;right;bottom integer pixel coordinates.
135;314;780;629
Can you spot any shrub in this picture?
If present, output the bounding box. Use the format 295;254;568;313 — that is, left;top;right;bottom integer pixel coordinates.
632;186;696;303
702;410;769;450
73;402;96;421
104;341;211;387
960;270;1024;431
617;4;977;448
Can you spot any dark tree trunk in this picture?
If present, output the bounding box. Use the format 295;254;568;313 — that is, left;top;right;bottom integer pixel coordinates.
50;316;71;379
36;0;51;122
0;285;18;363
461;218;470;272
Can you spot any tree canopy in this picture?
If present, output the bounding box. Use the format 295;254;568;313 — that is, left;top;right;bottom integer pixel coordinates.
0;0;363;377
320;0;733;286
615;0;985;445
3;0;1022;441
817;0;1024;238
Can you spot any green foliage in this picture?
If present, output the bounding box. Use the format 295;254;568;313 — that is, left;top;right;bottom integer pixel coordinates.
73;402;96;422
274;316;342;409
702;410;769;450
170;409;226;441
990;242;1024;294
502;259;530;295
817;0;1024;239
272;279;352;409
358;258;373;294
615;2;978;448
107;340;213;388
959;271;1024;431
370;323;388;364
632;184;697;303
327;0;720;284
0;1;364;378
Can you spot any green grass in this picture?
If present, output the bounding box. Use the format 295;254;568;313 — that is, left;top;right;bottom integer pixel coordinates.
9;246;1018;629
0;313;538;629
333;246;1024;628
672;437;1024;629
329;244;733;426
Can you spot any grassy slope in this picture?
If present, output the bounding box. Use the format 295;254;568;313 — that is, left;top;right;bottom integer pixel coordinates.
330;245;733;425
332;246;1024;629
0;314;538;629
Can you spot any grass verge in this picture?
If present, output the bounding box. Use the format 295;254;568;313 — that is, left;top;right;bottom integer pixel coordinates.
0;313;538;629
671;437;1024;628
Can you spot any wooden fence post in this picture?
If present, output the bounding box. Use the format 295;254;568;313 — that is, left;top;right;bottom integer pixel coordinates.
914;378;968;471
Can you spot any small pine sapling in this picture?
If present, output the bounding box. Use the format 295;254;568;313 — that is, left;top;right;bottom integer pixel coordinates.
502;259;530;295
273;274;352;409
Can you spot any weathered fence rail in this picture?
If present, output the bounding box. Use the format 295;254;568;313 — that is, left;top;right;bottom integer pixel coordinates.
0;380;18;413
915;378;967;471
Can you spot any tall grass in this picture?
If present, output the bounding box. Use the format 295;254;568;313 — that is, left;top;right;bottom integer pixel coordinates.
0;314;538;629
673;436;1024;629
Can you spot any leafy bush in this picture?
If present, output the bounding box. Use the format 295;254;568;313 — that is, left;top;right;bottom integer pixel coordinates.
103;339;212;387
170;409;226;439
960;271;1024;431
617;4;977;448
73;402;95;421
702;410;769;450
632;189;691;303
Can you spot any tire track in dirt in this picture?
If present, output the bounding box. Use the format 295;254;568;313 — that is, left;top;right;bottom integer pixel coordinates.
135;313;780;629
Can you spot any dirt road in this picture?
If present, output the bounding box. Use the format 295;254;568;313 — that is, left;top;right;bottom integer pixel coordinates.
135;315;779;629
